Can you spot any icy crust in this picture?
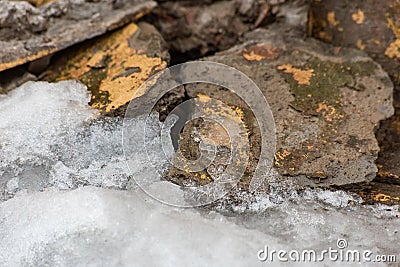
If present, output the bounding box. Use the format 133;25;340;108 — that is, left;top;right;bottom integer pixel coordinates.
0;80;96;165
0;187;399;267
0;81;134;199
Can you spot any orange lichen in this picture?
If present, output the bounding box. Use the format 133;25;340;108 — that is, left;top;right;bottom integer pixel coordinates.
327;11;339;26
373;193;400;202
242;43;283;61
352;9;365;24
52;23;167;112
274;150;291;166
316;103;344;122
15;0;54;7
0;48;58;72
385;17;400;59
356;39;366;50
385;39;400;59
277;64;314;85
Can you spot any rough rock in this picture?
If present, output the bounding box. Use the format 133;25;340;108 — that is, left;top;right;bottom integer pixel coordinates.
0;0;157;72
14;0;55;7
43;22;169;113
162;28;394;188
0;66;37;94
308;0;400;201
147;0;308;63
309;0;400;85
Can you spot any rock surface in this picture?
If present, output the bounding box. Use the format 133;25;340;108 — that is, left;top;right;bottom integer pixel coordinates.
166;28;394;187
147;0;308;64
0;0;156;72
43;22;169;113
308;0;400;202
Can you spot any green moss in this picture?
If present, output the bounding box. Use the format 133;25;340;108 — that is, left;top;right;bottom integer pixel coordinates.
278;57;375;122
81;66;111;110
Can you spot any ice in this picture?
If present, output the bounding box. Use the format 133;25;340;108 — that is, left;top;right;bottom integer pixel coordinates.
0;187;399;267
0;81;137;199
0;80;399;266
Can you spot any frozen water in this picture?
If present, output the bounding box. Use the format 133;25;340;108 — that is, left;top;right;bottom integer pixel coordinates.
0;187;399;267
0;81;399;266
0;81;136;199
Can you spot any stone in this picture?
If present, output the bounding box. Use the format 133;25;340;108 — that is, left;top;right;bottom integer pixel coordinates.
0;0;157;72
308;0;400;201
164;28;394;188
147;0;308;64
14;0;55;7
43;22;169;114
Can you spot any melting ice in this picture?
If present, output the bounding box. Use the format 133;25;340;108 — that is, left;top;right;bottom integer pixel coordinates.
0;81;399;266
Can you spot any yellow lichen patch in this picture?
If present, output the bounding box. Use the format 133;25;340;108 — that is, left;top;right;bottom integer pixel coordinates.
98;54;165;111
317;31;332;43
277;64;314;85
385;17;400;59
356;39;366;50
51;23;167;112
385;39;400;59
327;11;339;26
373;193;400;203
387;17;400;38
378;170;400;180
86;51;107;68
15;0;55;7
196;93;212;101
316;103;344;122
194;94;248;148
352;9;365;24
242;43;283;61
274;150;291;166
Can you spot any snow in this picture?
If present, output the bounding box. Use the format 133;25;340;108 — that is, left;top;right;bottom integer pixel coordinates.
0;80;399;266
0;81;132;199
0;187;398;267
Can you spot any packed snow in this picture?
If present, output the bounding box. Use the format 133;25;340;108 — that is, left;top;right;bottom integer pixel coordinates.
0;81;399;266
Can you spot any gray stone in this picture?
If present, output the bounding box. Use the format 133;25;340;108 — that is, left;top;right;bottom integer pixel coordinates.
178;28;394;187
0;0;157;72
